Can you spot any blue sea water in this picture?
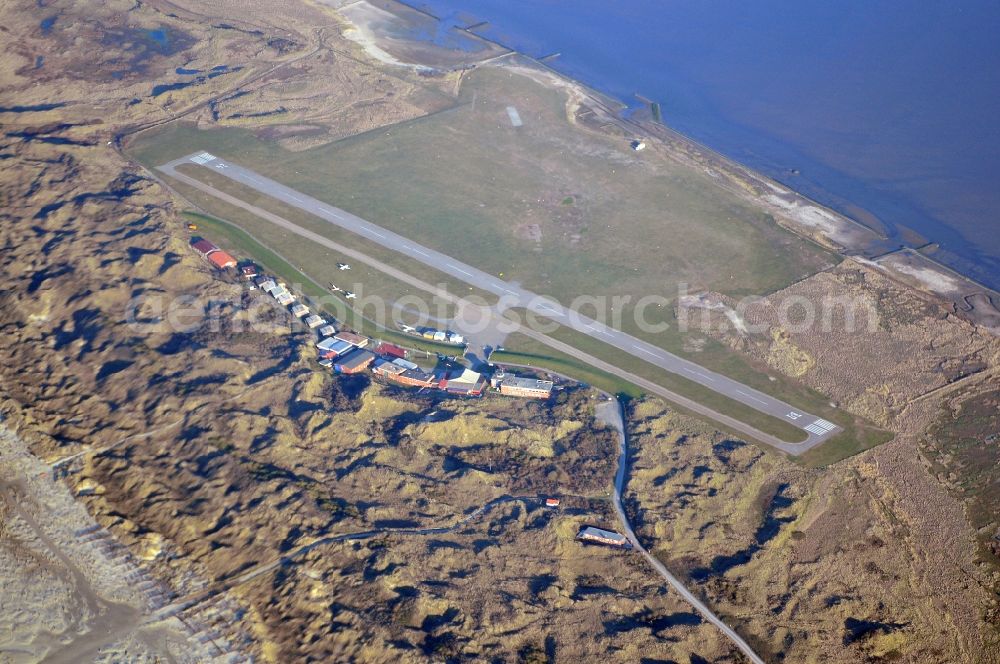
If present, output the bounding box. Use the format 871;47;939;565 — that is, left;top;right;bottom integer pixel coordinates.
411;0;1000;289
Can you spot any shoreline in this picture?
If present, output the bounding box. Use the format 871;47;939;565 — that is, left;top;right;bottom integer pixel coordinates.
336;0;1000;334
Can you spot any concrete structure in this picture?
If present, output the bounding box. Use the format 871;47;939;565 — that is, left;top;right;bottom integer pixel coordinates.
576;526;632;549
290;304;309;318
318;324;337;337
334;331;369;348
304;314;325;329
492;373;554;399
334;349;375;374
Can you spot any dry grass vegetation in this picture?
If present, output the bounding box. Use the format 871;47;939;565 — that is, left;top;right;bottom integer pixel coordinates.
624;398;998;663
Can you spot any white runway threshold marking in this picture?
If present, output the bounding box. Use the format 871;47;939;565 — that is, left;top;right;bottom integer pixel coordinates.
189;152;216;165
806;419;837;435
506;106;523;127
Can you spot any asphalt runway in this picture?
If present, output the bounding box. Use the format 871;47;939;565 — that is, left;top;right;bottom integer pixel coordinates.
160;152;842;449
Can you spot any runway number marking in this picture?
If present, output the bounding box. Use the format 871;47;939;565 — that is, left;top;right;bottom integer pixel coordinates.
785;411;802;421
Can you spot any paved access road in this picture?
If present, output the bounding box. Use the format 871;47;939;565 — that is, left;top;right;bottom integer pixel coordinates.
596;399;767;664
159;152;841;451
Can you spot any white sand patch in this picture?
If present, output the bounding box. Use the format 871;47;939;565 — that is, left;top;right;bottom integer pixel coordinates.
885;262;963;293
763;193;852;243
678;293;749;334
501;63;593;123
338;3;433;72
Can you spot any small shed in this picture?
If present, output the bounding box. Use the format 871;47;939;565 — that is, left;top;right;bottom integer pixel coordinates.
304;314;325;329
290;304;309;318
318;324;337;337
576;526;632;549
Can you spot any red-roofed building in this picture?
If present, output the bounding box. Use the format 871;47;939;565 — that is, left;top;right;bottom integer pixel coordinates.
206;251;237;269
191;239;219;256
374;342;406;359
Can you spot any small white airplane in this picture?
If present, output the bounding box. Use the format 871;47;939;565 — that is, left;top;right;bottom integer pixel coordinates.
328;282;342;292
337;263;351;271
399;324;417;333
344;291;357;300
